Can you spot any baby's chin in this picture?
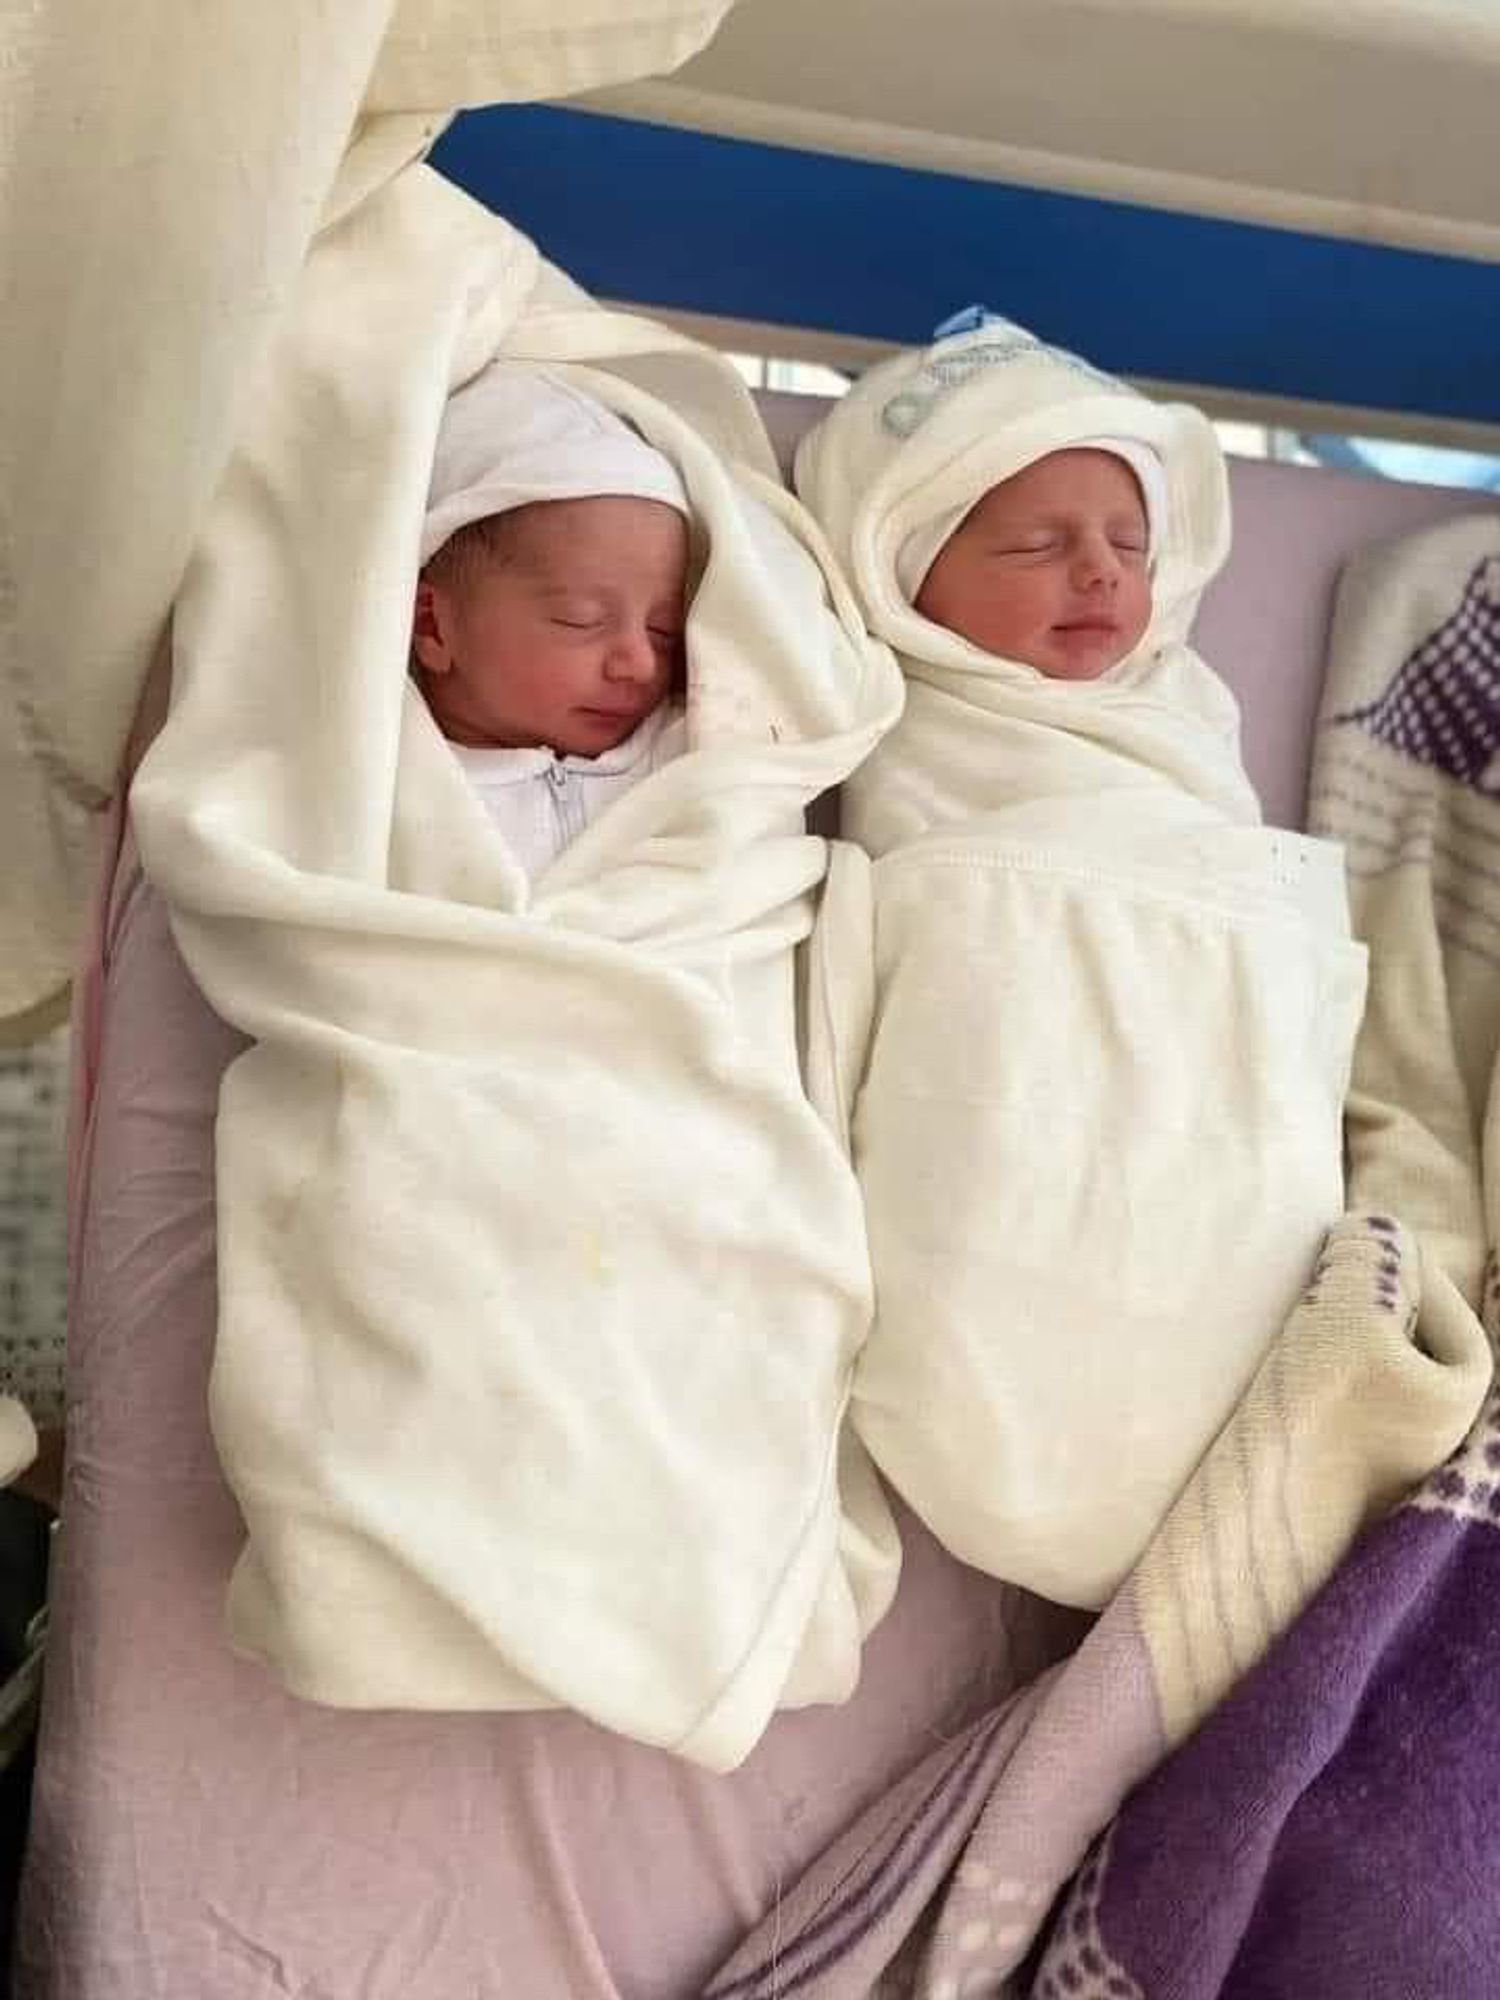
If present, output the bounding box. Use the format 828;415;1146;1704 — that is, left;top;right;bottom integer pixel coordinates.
1032;625;1136;681
554;704;653;757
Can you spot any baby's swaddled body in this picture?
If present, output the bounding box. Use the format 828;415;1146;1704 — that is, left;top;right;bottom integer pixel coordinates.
131;176;907;1775
798;318;1368;1607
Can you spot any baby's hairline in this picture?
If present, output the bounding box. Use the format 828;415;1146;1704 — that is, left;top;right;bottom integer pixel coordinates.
423;496;687;583
970;448;1149;514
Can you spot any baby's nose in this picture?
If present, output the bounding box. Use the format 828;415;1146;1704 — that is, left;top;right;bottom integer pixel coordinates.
1075;536;1122;588
605;627;660;680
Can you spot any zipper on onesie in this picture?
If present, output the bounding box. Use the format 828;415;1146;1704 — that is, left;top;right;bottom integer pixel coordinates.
546;762;586;849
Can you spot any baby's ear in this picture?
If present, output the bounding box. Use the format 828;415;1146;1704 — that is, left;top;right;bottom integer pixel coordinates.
411;578;452;676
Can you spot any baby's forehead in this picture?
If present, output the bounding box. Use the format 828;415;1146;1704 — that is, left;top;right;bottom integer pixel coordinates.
501;495;688;562
972;449;1148;518
506;493;655;540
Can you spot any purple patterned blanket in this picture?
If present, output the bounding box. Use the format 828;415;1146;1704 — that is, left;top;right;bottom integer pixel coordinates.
1036;1383;1500;2000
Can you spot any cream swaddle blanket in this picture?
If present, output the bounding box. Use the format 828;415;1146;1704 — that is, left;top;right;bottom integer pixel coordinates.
130;164;905;1772
796;318;1368;1607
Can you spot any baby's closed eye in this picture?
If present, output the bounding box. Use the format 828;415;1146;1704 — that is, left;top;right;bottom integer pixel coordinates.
541;588;611;628
989;535;1061;558
549;600;608;631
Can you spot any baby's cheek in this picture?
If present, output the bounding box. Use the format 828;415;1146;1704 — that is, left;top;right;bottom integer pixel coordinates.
1123;576;1153;634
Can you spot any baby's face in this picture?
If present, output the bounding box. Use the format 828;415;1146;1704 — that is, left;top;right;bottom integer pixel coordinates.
914;449;1152;681
414;497;688;756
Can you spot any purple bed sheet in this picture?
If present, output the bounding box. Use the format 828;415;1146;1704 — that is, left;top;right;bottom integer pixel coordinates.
14;829;1080;2000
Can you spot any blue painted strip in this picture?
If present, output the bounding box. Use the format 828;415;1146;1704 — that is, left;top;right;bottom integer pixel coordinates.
431;104;1500;427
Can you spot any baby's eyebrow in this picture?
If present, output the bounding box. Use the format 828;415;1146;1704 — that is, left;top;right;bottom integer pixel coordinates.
979;518;1065;539
982;508;1146;537
531;582;616;608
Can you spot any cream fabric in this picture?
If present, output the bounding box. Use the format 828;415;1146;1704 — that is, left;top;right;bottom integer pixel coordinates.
367;0;736;112
0;1403;37;1490
1308;514;1500;1300
129;165;905;1770
796;321;1368;1608
0;0;737;1027
1135;1208;1489;1747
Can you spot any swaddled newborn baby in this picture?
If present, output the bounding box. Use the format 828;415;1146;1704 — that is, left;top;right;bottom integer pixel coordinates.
412;361;691;874
131;235;910;1770
796;311;1368;1606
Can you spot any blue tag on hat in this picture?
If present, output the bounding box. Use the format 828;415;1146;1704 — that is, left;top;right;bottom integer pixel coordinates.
883;311;1120;438
930;305;1008;340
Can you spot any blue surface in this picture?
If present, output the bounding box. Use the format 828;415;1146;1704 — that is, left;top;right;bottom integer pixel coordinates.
1302;436;1500;490
431;104;1500;428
